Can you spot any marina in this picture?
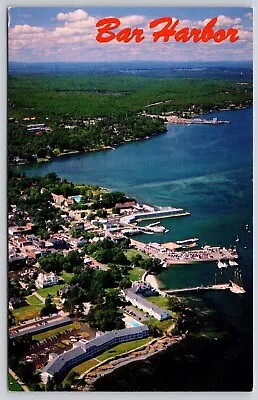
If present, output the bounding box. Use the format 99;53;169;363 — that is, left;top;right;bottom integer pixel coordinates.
144;113;231;125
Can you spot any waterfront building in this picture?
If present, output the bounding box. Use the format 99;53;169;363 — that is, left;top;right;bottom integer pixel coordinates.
41;326;149;384
123;288;170;321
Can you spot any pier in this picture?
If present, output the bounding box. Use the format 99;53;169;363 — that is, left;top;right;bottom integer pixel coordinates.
163;282;246;295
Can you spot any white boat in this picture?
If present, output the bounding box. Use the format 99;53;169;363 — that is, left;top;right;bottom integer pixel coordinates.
176;237;199;245
229;260;238;267
217;260;228;269
236;235;240;242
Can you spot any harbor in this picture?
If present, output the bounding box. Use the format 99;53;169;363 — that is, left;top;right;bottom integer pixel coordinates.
132;240;239;265
143;113;231;125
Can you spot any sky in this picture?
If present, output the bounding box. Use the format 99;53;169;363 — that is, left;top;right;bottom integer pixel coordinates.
8;7;253;63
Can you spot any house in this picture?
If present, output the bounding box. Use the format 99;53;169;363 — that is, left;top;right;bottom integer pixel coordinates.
51;193;65;206
132;281;158;297
35;272;58;289
115;201;136;210
9;297;27;310
8;225;32;236
48;237;69;250
8;254;28;270
64;198;74;207
123;288;170;321
41;326;149;383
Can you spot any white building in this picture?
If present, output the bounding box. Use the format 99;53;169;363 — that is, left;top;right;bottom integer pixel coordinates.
35;272;58;288
41;326;149;383
123;288;170;321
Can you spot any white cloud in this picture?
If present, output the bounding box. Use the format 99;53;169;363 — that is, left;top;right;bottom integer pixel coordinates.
243;12;253;20
120;15;147;27
57;9;89;22
8;9;252;62
198;15;241;27
11;24;47;35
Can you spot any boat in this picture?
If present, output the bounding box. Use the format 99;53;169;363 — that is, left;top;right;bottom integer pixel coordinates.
229;260;239;267
217;260;228;269
164;229;170;233
236;235;240;242
176;237;199;245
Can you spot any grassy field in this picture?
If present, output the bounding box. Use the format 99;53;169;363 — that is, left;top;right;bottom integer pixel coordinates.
129;267;146;282
97;337;152;362
13;304;43;322
36;284;64;298
72;359;100;375
8;373;24;392
147;295;169;309
32;321;81;341
26;294;44;305
125;248;148;261
60;271;74;284
147;316;175;334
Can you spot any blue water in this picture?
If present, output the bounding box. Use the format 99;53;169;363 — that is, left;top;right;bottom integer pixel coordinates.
71;195;82;203
128;321;142;328
16;107;253;305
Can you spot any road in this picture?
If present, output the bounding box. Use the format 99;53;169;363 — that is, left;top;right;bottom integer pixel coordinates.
8;368;29;392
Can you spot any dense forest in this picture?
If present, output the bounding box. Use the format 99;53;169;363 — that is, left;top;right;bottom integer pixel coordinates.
8;75;252;163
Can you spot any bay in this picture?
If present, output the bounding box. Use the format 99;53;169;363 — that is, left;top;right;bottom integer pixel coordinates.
16;107;253;292
15;106;253;390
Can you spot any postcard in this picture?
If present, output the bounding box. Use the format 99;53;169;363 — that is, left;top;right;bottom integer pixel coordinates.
7;5;253;392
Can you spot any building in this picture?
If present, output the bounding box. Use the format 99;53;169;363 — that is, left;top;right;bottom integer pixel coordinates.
123;288;170;321
9;317;72;340
41;326;149;383
8;225;32;236
35;272;58;289
115;201;136;210
132;281;158;296
9;297;27;310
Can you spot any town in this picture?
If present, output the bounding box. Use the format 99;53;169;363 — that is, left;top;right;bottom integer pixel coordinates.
8;171;244;391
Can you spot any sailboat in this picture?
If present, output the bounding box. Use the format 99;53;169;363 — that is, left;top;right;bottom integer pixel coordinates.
229;260;238;267
217;260;228;269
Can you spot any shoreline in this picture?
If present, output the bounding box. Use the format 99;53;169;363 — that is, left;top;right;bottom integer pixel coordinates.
10;105;252;168
144;272;161;290
10;129;167;167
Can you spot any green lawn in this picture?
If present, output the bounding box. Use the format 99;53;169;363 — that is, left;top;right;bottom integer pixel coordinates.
72;359;100;375
32;322;81;341
8;373;24;392
13;304;43;322
125;248;148;261
60;271;74;284
97;337;152;362
147;295;169;309
129;267;145;282
26;294;44;305
36;284;64;298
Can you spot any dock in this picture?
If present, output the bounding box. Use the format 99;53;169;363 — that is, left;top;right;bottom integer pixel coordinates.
163;282;245;295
